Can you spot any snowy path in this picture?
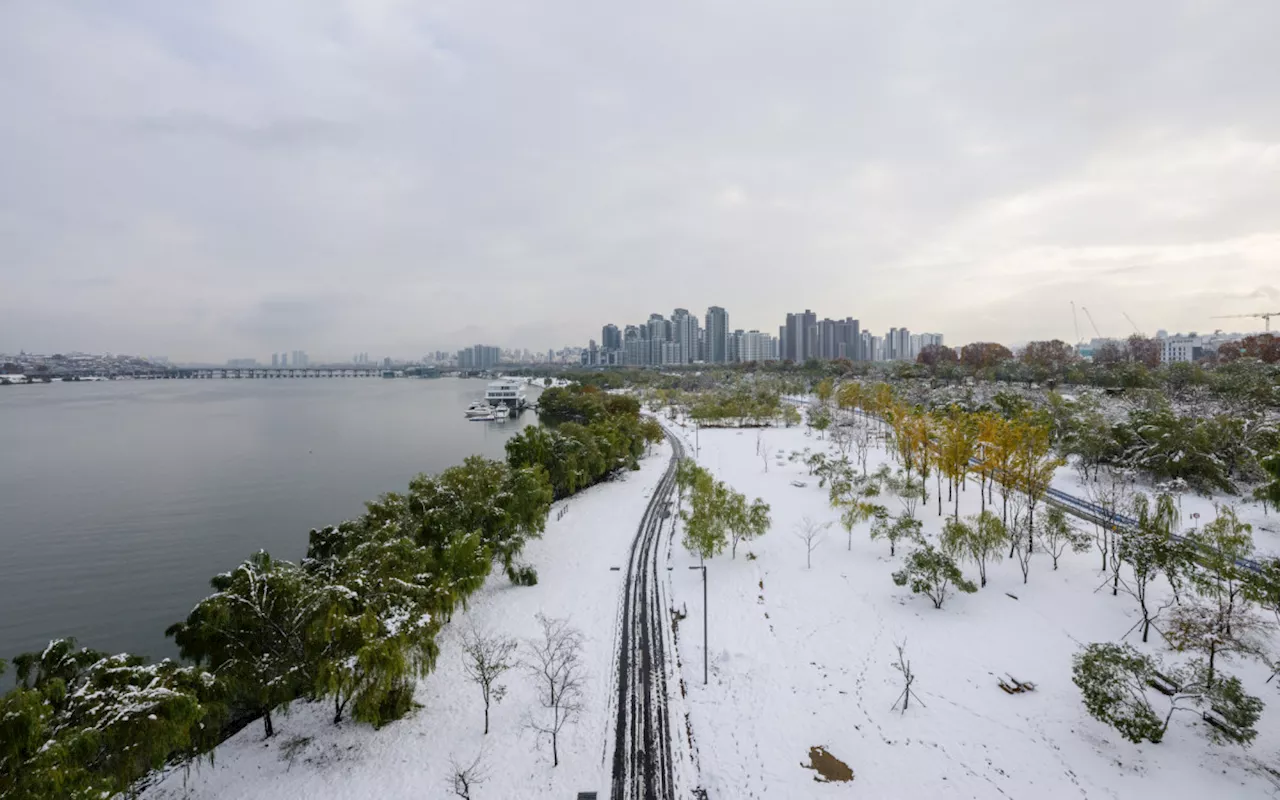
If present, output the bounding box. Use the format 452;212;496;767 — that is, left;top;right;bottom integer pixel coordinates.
609;429;688;800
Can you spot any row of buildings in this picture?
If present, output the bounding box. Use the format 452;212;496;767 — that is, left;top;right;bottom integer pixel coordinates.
583;307;943;367
1074;329;1257;364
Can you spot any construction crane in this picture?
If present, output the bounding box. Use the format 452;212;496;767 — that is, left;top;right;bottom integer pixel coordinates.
1080;306;1103;339
1122;312;1143;337
1211;311;1280;332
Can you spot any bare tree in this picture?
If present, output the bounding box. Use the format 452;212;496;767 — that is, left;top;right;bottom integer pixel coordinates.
890;640;924;713
761;443;772;473
794;515;829;569
830;425;853;460
1085;467;1134;579
1009;497;1034;584
461;625;518;735
448;748;490;799
852;421;873;475
524;614;585;767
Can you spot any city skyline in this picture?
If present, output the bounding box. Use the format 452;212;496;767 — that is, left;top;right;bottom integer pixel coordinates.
3;4;1279;361
587;304;950;367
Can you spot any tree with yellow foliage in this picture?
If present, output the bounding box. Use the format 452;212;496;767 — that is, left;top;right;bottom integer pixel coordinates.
1010;414;1065;554
938;409;979;521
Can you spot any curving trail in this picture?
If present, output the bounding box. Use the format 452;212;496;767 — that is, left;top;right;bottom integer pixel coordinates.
610;431;686;800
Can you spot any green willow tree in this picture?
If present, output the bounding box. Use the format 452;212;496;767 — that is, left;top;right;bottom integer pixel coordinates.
304;521;458;726
1;642;223;800
167;550;318;738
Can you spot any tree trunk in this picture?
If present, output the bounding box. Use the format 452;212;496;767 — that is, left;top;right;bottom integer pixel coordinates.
263;707;274;738
483;696;490;735
1027;503;1035;554
552;730;559;767
1207;644;1217;691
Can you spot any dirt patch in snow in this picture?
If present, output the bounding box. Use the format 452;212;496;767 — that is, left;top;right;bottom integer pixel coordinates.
802;745;854;783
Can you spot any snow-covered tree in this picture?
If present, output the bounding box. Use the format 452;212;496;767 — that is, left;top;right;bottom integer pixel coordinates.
871;513;921;557
524;614;585;767
1036;506;1090;571
892;542;977;609
680;465;729;560
940;510;1006;588
1114;495;1188;643
461;626;517;735
305;522;458;726
1072;643;1166;744
368;456;552;580
727;494;771;559
448;748;490;799
167;550;318;737
794;516;830;569
1073;643;1264;746
1186;506;1256;632
1;647;222;800
1165;598;1271;692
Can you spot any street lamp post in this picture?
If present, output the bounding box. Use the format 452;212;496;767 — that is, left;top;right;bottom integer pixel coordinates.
688;565;707;685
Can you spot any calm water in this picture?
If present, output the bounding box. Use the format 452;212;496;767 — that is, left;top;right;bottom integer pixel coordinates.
0;377;540;670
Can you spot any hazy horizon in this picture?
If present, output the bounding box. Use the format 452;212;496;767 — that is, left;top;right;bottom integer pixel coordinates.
3;2;1279;361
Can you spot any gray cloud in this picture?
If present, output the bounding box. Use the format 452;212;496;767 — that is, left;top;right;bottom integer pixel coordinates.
1;0;1279;360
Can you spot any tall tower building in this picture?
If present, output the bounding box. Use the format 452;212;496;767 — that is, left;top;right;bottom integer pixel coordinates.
671;308;699;364
601;324;621;352
705;306;729;363
784;309;817;362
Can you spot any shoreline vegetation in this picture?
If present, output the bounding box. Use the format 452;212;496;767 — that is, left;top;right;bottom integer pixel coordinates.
0;385;660;800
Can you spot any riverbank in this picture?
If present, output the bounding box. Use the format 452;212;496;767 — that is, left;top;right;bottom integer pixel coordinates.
142;440;671;800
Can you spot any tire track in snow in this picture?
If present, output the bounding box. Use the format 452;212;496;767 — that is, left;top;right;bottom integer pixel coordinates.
610;431;684;800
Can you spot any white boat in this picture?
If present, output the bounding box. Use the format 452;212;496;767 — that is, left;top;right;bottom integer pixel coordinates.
465;400;499;418
485;379;527;412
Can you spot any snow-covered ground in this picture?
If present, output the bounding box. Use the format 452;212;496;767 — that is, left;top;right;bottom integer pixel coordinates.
664;418;1280;799
143;441;673;800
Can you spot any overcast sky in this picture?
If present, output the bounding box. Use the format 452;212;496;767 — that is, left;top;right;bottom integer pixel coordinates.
2;1;1279;361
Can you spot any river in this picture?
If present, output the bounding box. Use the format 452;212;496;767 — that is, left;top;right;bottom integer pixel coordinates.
0;377;541;672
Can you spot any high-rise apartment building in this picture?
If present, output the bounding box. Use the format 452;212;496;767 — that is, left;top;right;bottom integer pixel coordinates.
671;308;700;364
601;324;621;352
704;306;729;363
740;330;779;362
834;318;861;361
783;310;817;362
458;344;501;370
